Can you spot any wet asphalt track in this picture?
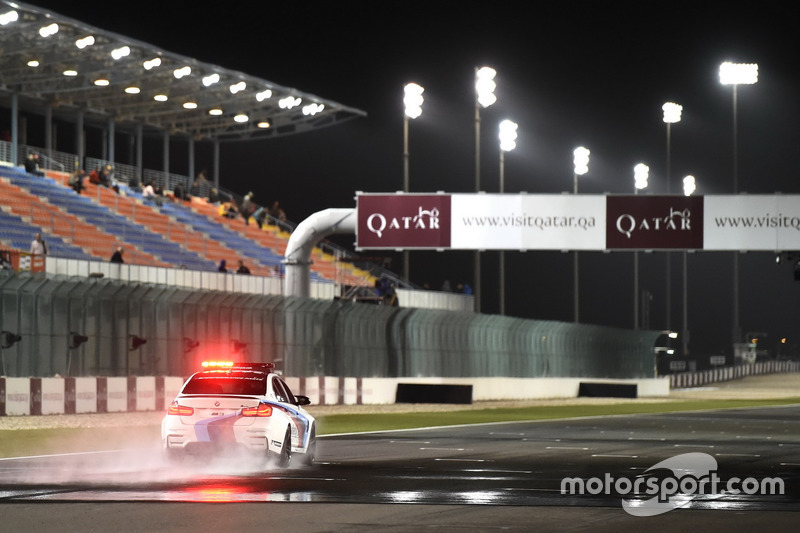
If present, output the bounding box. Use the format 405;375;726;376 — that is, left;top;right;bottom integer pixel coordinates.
1;404;799;532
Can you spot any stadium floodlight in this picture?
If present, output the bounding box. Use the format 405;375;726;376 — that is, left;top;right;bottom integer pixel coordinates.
75;35;95;49
719;62;758;85
499;120;518;152
39;23;58;38
403;83;424;119
111;46;130;60
634;163;649;191
202;73;220;86
573;146;590;178
683;175;696;196
662;102;682;124
475;67;497;108
0;9;19;25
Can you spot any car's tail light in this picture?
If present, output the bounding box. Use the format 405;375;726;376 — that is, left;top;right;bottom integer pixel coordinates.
167;401;194;416
241;404;273;417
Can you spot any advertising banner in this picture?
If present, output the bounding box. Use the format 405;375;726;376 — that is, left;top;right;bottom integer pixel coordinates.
355;193;800;252
703;195;800;250
450;194;605;250
606;195;704;249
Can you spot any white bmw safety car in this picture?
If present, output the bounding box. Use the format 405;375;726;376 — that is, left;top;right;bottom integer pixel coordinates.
161;362;316;467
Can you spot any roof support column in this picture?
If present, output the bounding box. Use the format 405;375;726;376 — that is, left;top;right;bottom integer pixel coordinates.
134;124;143;181
213;139;220;188
188;138;195;187
107;116;115;165
162;131;170;189
75;111;84;167
10;93;18;166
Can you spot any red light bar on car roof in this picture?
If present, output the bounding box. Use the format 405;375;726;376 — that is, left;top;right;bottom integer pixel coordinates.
202;361;234;368
201;361;274;370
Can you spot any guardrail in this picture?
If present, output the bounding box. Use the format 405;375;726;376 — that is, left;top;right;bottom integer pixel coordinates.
669;360;800;389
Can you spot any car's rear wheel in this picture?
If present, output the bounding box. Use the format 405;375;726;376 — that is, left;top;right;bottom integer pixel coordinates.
300;426;316;466
276;427;292;468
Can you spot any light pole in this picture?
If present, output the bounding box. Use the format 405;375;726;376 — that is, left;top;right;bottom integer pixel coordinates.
474;66;497;313
719;61;758;346
662;102;682;346
402;82;424;283
498;119;518;316
682;175;696;357
572;146;590;323
634;163;649;329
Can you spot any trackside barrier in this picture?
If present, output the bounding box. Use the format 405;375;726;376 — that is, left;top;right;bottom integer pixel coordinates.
668;361;800;389
2;376;670;416
0;376;184;417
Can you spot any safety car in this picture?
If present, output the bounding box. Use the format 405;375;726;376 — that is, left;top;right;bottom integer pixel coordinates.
161;361;316;467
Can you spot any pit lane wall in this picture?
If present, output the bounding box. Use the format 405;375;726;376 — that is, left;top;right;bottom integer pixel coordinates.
0;375;670;416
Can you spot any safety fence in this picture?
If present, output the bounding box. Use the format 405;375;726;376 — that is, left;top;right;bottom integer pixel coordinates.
668;360;800;389
0;270;661;381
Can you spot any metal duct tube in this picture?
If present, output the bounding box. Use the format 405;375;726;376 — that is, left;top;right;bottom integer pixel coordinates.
284;208;356;298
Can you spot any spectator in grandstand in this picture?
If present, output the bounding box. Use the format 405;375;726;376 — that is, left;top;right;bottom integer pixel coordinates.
441;279;452;292
218;259;228;273
100;165;120;193
0;251;12;270
269;201;287;223
252;205;267;229
142;180;163;206
68;169;86;195
236;259;251;275
208;187;221;204
110;247;124;264
24;153;44;176
88;166;102;185
221;201;239;219
30;233;47;255
271;264;282;277
240;192;255;225
172;182;188;202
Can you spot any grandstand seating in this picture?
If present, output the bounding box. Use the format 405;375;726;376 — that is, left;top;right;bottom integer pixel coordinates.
1;165;375;286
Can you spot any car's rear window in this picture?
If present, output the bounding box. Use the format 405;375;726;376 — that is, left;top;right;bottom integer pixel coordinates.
182;371;267;396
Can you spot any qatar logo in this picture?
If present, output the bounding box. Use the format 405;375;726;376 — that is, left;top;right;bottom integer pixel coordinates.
616;207;692;239
366;206;441;238
357;194;451;249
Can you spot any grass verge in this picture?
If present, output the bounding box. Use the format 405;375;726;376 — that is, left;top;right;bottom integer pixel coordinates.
1;397;799;459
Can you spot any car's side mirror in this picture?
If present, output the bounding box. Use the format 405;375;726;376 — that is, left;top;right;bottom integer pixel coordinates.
294;395;311;406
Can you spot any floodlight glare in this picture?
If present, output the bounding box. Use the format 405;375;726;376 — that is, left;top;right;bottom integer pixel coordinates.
573;146;590;175
476;66;497;108
403;83;424;119
719;62;758;85
662;102;682;123
634;163;649;190
499;119;518;152
0;10;19;25
683;175;696;196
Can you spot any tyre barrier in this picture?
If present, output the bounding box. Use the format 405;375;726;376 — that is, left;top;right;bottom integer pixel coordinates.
668;361;800;389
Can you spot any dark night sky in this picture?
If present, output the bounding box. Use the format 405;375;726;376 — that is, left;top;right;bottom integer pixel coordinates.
24;1;800;357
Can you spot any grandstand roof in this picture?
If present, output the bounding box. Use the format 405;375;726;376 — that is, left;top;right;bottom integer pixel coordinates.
0;1;367;142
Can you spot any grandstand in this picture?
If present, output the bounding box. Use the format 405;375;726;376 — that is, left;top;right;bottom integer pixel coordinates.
0;1;381;292
0;161;378;288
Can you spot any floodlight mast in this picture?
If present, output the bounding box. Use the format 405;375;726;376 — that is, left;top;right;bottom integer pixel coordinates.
497;119;518;317
572;146;589;324
402;82;424;282
719;61;758;347
633;163;649;330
